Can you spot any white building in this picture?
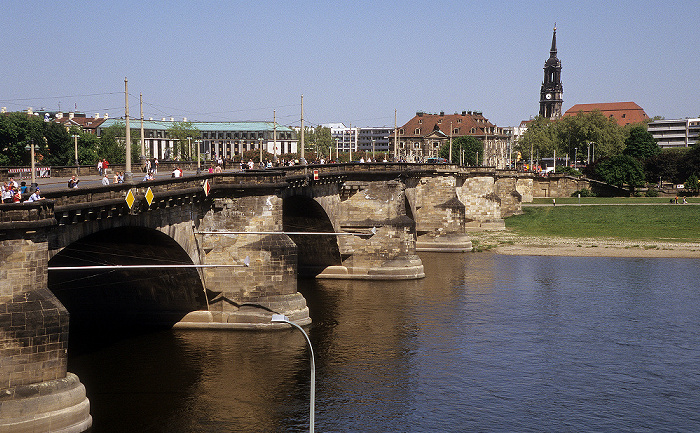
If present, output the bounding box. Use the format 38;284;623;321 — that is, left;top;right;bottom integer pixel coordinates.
647;118;700;149
323;123;358;153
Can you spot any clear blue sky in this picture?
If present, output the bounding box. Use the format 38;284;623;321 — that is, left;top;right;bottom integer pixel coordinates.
2;0;698;128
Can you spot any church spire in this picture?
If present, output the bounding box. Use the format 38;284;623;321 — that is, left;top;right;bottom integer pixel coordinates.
550;24;557;58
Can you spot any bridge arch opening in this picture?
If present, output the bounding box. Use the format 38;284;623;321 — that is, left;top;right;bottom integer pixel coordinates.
48;227;206;347
283;196;341;277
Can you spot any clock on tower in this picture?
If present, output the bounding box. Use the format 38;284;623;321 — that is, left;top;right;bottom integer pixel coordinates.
539;25;563;119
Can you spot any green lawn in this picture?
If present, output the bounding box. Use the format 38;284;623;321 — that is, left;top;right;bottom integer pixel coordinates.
506;205;700;241
531;196;699;205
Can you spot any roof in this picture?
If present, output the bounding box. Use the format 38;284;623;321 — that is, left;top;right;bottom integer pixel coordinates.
97;118;294;132
563;102;649;126
398;111;499;138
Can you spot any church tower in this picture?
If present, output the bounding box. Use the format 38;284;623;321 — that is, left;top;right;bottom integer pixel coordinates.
539;25;563;119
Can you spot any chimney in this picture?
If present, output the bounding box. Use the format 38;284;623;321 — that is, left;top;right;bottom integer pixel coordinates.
104;113;109;118
463;111;468;115
68;112;74;119
170;117;174;122
1;107;6;113
95;113;100;118
56;112;63;119
439;111;444;116
27;107;34;115
183;117;187;122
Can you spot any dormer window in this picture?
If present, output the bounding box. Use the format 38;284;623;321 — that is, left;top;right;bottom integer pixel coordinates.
415;128;421;135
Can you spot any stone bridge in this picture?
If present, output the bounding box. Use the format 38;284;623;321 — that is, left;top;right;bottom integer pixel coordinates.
0;162;532;432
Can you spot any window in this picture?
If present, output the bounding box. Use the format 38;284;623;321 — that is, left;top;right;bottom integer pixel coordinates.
470;127;476;134
418;119;422;124
399;128;404;134
415;128;421;135
453;128;459;134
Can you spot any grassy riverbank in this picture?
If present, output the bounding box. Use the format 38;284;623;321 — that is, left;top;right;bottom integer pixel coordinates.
531;196;700;205
506;205;700;242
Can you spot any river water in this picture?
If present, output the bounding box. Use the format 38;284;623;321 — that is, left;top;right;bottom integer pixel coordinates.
68;252;700;432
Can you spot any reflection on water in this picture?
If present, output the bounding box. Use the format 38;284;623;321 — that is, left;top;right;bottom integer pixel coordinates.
69;253;700;432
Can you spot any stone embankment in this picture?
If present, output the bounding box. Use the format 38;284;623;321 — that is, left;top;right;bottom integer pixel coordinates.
469;230;700;258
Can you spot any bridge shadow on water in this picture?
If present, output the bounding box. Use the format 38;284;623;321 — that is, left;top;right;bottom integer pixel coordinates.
48;227;207;355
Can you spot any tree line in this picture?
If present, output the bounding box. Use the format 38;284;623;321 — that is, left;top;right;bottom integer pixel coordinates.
0;113;201;166
520;111;700;193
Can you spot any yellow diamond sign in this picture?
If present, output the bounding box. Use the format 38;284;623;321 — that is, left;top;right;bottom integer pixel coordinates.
125;189;136;209
145;187;154;206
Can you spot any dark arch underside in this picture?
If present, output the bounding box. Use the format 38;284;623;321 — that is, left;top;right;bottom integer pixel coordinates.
283;196;341;277
48;227;206;338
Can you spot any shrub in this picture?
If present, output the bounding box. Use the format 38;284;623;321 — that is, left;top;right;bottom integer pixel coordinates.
571;188;594;197
645;187;659;197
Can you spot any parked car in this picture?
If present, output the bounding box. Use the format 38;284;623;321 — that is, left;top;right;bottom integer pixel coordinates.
426;157;448;164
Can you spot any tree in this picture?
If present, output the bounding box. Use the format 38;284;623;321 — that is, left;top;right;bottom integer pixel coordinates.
438;136;483;165
595;154;645;192
623;125;660;160
555;111;625;162
167;121;201;160
685;172;700;195
310;126;333;158
518;116;557;161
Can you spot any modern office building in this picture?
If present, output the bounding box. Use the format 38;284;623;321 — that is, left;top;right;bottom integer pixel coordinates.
647;118;700;148
97;119;297;160
357;127;393;153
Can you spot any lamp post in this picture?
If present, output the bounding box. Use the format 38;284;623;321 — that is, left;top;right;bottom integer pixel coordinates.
271;314;315;433
196;139;202;174
25;139;37;186
574;147;577;170
187;136;192;162
71;134;79;166
258;137;263;164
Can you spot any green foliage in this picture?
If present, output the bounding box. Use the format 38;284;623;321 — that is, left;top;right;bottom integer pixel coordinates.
0;112;72;166
645;187;659;197
686;172;700;195
571;188;594;197
305;126;334;158
518;116;556;160
167;121;201;160
438;136;483;165
595;154;645;191
519;111;626;166
557;165;582;176
623;125;660;160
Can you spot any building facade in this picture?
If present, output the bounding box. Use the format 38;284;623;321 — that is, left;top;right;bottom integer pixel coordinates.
564;102;649;126
647;118;700;148
396;111;509;168
358;127;393;153
97;119;297;161
539;26;563;120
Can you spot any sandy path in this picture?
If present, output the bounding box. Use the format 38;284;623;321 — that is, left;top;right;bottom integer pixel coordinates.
468;230;700;258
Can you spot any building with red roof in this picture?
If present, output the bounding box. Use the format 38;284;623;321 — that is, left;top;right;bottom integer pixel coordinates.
563;102;649;126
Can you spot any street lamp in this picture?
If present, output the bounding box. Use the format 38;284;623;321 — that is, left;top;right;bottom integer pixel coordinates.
574;147;577;170
25;139;38;186
187;136;192;162
271;314;315;433
71;134;79;166
196;139;202;174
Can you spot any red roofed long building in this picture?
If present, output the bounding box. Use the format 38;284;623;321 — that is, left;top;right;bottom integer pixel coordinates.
396;111;508;168
563;102;649;126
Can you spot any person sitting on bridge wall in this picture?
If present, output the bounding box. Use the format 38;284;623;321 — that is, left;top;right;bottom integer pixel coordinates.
68;175;80;188
26;188;43;202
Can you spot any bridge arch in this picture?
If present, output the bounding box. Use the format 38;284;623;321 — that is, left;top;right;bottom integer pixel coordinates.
48;226;207;332
282;195;342;277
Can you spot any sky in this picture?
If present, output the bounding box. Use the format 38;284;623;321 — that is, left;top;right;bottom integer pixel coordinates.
1;0;698;129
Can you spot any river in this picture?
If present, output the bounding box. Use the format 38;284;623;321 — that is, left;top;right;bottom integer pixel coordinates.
68;252;700;432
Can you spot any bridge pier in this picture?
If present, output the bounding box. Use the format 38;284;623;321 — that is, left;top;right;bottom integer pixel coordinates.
176;194;310;329
316;180;424;279
407;176;474;252
1;212;92;432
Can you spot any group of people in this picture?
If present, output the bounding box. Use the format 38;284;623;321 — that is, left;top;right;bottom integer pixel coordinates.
2;177;42;203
